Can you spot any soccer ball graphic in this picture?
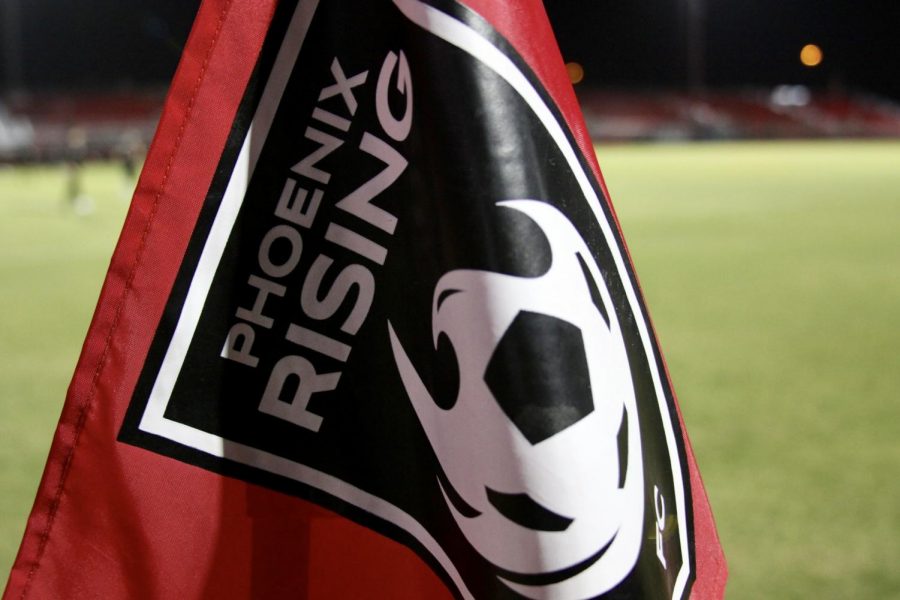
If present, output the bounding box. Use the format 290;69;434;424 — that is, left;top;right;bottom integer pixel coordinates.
388;200;644;599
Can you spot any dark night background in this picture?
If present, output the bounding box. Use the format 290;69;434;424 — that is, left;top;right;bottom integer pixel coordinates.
1;1;898;101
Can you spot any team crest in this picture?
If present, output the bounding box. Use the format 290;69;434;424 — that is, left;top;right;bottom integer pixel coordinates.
121;0;695;597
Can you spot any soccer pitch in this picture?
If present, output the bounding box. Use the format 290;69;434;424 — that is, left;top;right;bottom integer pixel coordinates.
2;141;899;597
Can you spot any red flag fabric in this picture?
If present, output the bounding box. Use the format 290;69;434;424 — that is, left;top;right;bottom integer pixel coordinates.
4;1;726;599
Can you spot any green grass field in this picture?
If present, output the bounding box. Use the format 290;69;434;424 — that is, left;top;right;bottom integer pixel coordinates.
2;142;899;597
0;162;134;582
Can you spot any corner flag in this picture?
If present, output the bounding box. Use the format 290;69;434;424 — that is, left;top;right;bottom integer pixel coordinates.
5;1;726;598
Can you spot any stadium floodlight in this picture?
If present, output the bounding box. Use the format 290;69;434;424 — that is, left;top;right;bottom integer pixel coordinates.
566;61;585;84
800;44;824;68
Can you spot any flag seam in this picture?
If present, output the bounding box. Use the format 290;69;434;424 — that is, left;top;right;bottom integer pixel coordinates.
17;2;235;597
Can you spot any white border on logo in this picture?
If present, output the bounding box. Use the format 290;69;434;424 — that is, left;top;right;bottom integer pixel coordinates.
137;1;691;598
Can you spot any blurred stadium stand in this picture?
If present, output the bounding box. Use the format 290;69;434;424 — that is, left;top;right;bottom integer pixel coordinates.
0;90;162;163
2;86;900;165
578;89;900;142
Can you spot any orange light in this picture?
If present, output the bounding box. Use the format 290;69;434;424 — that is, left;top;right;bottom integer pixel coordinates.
565;62;585;85
800;44;823;68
